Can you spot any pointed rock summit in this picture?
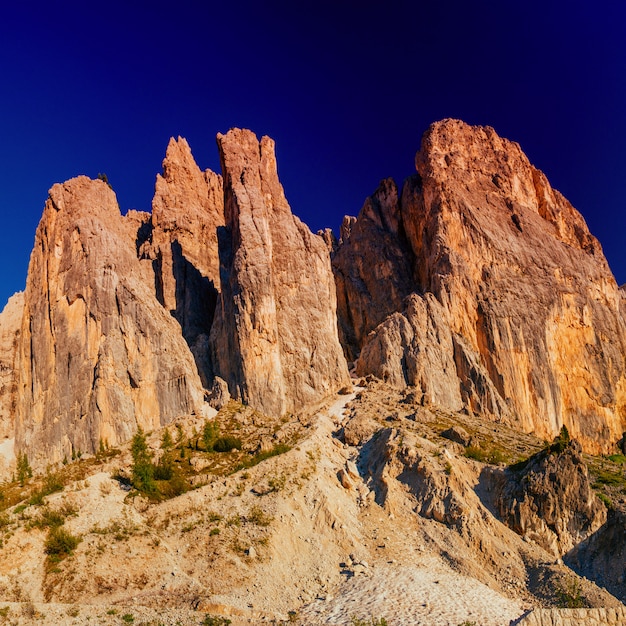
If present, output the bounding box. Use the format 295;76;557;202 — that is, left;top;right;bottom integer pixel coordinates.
336;119;626;453
211;128;350;416
148;136;225;386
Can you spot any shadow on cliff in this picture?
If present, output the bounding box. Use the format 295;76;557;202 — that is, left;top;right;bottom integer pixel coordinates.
149;238;218;389
565;507;626;604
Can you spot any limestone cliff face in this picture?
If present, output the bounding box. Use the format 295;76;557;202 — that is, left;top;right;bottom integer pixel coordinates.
0;292;24;472
15;177;206;468
147;137;224;386
211;129;350;417
338;119;626;453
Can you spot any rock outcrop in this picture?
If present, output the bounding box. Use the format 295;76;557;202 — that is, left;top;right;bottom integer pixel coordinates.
337;119;626;453
497;439;606;555
15;177;206;468
147;137;224;386
210;128;350;417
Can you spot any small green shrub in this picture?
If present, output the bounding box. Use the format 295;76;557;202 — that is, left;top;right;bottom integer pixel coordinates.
131;427;156;494
161;428;174;450
31;507;66;529
597;492;614;509
464;446;487;462
44;526;80;559
555;579;586;608
234;443;291;471
549;425;571;454
160;471;190;498
247;506;272;527
203;419;220;451
121;613;135;623
202;615;231;626
16;452;32;486
607;454;626;464
210;527;220;536
153;454;174;481
213;437;242;453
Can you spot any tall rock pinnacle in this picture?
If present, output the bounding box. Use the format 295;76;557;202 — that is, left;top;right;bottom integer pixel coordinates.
211;129;350;416
15;177;206;467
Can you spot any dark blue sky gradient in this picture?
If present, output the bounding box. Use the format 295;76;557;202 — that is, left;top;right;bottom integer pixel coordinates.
1;1;626;307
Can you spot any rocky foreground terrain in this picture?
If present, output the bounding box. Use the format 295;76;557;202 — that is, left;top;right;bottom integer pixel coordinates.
1;119;626;624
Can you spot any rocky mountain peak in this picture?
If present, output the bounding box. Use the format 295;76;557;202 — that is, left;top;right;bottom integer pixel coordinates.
338;119;626;453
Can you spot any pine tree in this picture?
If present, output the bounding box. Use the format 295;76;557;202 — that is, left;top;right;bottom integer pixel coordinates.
131;427;155;493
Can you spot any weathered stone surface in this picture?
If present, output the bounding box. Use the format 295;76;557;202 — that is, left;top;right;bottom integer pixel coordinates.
333;178;414;361
355;293;463;411
146;137;224;386
342;119;626;453
518;607;626;626
210;128;350;417
15;176;206;469
498;440;605;556
441;425;471;447
0;292;24;473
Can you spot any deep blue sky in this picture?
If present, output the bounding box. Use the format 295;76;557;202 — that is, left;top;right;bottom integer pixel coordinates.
1;0;625;308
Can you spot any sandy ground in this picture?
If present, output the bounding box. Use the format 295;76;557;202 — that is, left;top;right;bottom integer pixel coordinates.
299;561;526;625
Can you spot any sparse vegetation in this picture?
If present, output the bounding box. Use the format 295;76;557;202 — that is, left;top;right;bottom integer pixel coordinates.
121;613;135;623
16;451;32;486
202;615;231;626
131;427;156;494
350;617;389;626
203;419;219;451
549;425;571;454
464;444;506;465
247;505;272;527
212;436;242;453
44;526;81;560
234;443;292;472
161;428;174;451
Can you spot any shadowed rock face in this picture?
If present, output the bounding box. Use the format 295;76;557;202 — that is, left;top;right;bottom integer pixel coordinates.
211;128;350;417
15;177;206;468
332;178;415;362
337;119;626;453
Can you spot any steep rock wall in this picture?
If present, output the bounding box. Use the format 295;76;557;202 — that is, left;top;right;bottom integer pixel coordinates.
211;129;350;417
147;137;224;386
15;177;206;468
